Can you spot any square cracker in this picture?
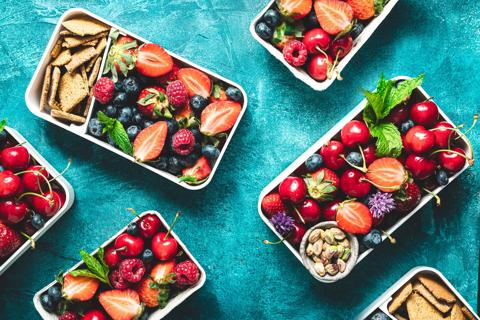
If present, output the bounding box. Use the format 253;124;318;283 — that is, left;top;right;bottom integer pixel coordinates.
62;31;107;48
406;293;445;320
58;72;88;112
388;282;413;314
417;275;456;304
51;49;71;66
86;37;107;72
51;39;63;58
61;17;109;36
39;65;52;111
450;304;466;320
65;47;96;73
51;109;86;124
413;281;452;313
48;67;61;109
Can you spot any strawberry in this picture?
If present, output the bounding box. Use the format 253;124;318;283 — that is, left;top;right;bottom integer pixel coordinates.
136;86;172;119
366;158;407;193
180;157;212;183
314;0;354;35
261;193;287;217
174;260;200;288
200;101;242;136
304;168;339;202
336;201;373;234
62;274;100;302
104;36;137;81
175;103;193;121
394;182;421;213
98;289;142;320
0;222;22;258
136;43;173;77
133;121;168;162
151;260;176;282
136;278;160;308
347;0;374;20
177;68;212;98
155;63;179;85
210;85;228;103
276;0;313;20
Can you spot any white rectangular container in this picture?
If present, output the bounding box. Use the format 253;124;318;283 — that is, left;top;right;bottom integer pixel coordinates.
25;8;248;191
33;210;206;320
250;0;399;91
355;266;480;319
257;76;472;269
0;127;74;276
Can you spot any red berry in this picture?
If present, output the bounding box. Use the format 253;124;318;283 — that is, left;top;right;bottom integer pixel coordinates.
362;145;377;166
166;80;188;108
387;104;410;126
151;232;178;261
155;63;179;85
336;201;373;234
278;176;307;204
172;129;195;156
303;28;331;54
136;87;170;119
287;221;306;245
404;126;435;154
283;40;308;67
93;77;115;105
395;182;421;213
340;169;371;197
59;311;79;320
1;146;30;171
307;54;333;81
104;246;121;268
81;310;107;320
21;165;49;192
320;140;346;170
0;222;22;258
114;233;144;257
366;158;407;193
0;171;21;198
410;100;439;128
0;199;28;224
174;260;200;288
32;190;62;217
304;168;338;202
109;269;130;289
341;120;370;148
298;199;322;224
437;147;467;173
331;36;353;59
261;193;286;217
119;258;145;283
432;121;455;148
405;154;436;180
138;214;161;238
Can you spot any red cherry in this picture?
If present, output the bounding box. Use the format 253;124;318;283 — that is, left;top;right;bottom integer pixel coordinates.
432;121;455;148
278;176;307;204
437;147;467;173
331;36;353;59
405;154;436;180
298;199;322;224
341;120;370;148
114;233;144;257
0;199;28;224
0;170;21;198
0;146;30;171
287;221;306;245
402;135;413;154
405;126;435;154
104;246;121;268
340;169;371;197
307;54;333;81
21;165;49;192
323;199;341;221
362;145;377;165
303;28;331;54
138;214;161;238
320;140;346;170
81;309;107;320
387;104;410;126
410;101;439;128
31;191;62;217
151;232;178;261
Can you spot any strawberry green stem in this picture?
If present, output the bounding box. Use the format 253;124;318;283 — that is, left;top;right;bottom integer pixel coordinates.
20;232;36;249
164;212;181;241
422;188;441;206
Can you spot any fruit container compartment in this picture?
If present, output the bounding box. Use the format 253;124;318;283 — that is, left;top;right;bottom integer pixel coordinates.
257;76;472;275
249;0;399;91
0;127;74;276
33;210;206;320
355;266;480;319
25;8;248;190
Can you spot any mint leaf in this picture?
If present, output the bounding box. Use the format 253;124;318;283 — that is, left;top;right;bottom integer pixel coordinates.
97;247;109;275
384;74;425;112
370;122;403;157
71;249;111;286
97;111;133;155
0;119;7;132
97;111;115;130
69;269;103;280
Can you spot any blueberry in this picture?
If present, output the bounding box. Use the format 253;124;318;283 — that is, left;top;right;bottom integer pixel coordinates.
190;128;202;142
303;10;320;29
0;130;7;148
202;145;220;160
47;284;62;304
400;119;414;134
362;229;382;249
114;81;124;92
370;311;389;320
118;106;133;125
263;9;281;28
346;152;363;167
166;119;179;136
126;222;139;236
225;87;243;102
350;21;365;40
104;105;118;118
183;152;200;167
127;125;141;141
40;292;55;312
305;154;323;172
193;142;202;153
88;118;104;138
122;76;141;100
31;212;45;230
435;170;449;186
189;95;209;115
131;113;142;126
143;120;154;128
151;156;168;171
168;157;183;175
255;21;273;40
112;92;128;107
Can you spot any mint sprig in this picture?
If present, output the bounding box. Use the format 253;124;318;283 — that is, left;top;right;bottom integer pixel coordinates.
69;248;111;286
97;111;133;155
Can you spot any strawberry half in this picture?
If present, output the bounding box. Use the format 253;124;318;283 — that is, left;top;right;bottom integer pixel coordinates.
99;289;142;320
151;260;176;282
276;0;313;20
136;43;173;77
177;68;212;98
133;121;168;162
62;274;100;302
336;201;373;234
366;158;407;193
180;157;212;183
314;0;354;35
200;101;242;136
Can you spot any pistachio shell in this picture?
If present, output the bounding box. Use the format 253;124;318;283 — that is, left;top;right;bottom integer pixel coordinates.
306;243;314;256
314;262;326;277
341;248;351;261
308;229;322;243
323;230;336;245
325;263;339;276
331;228;346;241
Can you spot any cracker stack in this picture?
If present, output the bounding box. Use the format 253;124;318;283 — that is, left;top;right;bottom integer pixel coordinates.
39;15;110;124
386;274;476;320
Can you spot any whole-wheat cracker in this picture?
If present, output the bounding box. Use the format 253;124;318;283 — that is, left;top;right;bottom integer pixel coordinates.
81;39;98;47
62;31;107;49
58;72;88;112
85;37;107;72
461;306;475;320
39;65;52;111
80;66;88;87
88;57;102;88
65;46;96;73
51;39;63;58
417;275;456;304
451;304;466;320
47;67;61;109
406;293;444;320
51;109;86;124
388;282;413;314
61;17;109;37
51;49;71;66
413;281;452;314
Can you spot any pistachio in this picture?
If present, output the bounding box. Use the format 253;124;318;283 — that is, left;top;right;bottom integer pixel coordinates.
312;255;322;263
313;262;326;277
323;230;336;245
322;242;330;251
336;245;345;257
325;245;338;259
331;228;346;241
308;229;322;243
319;228;326;240
341;248;351;261
325;263;339;276
337;259;346;273
312;240;323;256
306;243;314;256
339;238;350;248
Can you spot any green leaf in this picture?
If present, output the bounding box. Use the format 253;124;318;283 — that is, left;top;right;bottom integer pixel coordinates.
55;270;64;286
80;250;105;278
0;119;7;132
370;122;403;157
374;0;385;14
384;74;425;112
97;111;115;130
110;121;133;155
363;90;386;121
69;269;104;281
97;247;109;274
362;105;376;127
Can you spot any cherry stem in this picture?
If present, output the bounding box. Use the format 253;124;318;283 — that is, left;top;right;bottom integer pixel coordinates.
332;51;343;81
459;113;478;138
48;159;72;183
20;232;36;249
126;208;139;218
423;96;434;103
263;239;285;245
17;192;54;208
381;230;396;244
422;188;441;207
341;145;368;173
430;149;473;166
15;170;52;195
290;204;305;225
164;211;181;241
15;141;27;147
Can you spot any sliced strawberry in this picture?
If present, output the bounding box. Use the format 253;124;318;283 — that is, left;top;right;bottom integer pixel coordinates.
62;274;100;302
180;157;212;183
98;289;142;320
177;68;212;98
314;0;354;35
133;121;168;162
200;101;242;136
277;0;313;20
366;158;407;193
336;201;372;234
135;43;173;77
151;260;176;282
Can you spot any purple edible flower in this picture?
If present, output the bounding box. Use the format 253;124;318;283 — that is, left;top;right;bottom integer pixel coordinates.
270;212;294;237
367;191;396;219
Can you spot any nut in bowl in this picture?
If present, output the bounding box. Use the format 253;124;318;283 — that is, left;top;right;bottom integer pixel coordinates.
300;221;358;283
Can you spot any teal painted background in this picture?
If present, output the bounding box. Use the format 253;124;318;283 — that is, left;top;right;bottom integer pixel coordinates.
0;0;479;319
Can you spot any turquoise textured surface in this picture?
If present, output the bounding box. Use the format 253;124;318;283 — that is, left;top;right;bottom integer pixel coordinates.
0;0;479;319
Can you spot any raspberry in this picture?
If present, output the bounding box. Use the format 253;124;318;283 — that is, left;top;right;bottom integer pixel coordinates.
155;63;179;85
166;80;188;108
109;269;130;289
174;260;200;288
59;311;78;320
283;40;308;67
93;77;115;104
119;258;145;283
172;129;195;156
